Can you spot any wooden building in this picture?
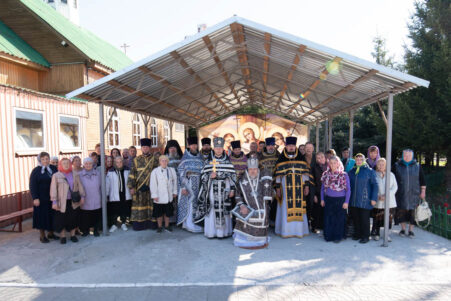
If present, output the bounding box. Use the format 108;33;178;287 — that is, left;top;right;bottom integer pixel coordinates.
0;0;184;196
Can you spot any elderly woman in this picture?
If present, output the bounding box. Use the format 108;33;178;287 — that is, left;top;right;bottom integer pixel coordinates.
394;149;426;238
348;153;378;244
50;156;59;168
371;158;398;241
50;158;85;244
71;156;83;172
79;158;102;236
30;152;58;243
106;156;132;233
312;152;327;233
150;155;178;233
366;146;380;169
320;156;351;243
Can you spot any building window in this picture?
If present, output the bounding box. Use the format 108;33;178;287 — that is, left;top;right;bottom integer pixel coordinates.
59;115;80;149
15;109;44;150
163;120;170;143
150;118;158;147
73;0;77;8
132;114;141;147
48;0;54;3
175;123;184;132
108;108;120;147
61;0;67;4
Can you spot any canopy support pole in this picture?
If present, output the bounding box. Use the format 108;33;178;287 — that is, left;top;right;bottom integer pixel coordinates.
324;119;329;151
328;115;333;150
382;93;394;247
315;121;320;153
349;110;354;158
99;104;108;236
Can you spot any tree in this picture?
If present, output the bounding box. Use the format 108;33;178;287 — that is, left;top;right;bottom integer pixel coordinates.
396;0;450;189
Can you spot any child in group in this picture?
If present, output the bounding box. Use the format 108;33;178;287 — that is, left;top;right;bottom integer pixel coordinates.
150;155;178;233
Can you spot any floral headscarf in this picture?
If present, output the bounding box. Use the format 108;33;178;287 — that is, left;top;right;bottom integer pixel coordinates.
321;156;347;191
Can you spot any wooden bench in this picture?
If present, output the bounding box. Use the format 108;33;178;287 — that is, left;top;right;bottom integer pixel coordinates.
0;191;32;232
0;208;33;232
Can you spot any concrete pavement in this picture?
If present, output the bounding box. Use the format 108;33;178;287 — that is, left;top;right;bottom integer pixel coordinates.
0;221;450;300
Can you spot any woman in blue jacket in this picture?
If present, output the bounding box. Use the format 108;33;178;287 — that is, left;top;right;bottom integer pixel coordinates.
348;153;378;243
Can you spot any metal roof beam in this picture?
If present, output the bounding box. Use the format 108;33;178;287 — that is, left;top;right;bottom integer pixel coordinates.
230;22;256;103
107;80;206;122
276;45;307;109
262;32;271;103
203;35;242;106
311;82;415;123
295;68;377;117
170;50;230;112
138;66;219;117
287;56;342;115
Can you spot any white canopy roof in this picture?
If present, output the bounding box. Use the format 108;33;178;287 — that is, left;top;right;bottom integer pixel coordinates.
66;16;429;127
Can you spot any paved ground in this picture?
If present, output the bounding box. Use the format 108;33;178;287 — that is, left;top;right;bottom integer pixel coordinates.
0;220;450;300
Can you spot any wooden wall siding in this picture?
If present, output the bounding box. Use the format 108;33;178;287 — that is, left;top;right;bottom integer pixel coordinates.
86;68;104;85
38;64;85;94
0;0;86;65
0;60;39;90
0;85;88;195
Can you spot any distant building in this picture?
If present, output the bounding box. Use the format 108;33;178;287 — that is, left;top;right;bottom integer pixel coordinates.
42;0;79;25
0;0;184;196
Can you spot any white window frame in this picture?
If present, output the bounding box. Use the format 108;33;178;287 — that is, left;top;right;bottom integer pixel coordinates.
175;123;184;132
13;107;46;154
132;114;142;147
108;108;120;148
163;120;170;143
59;114;81;152
150;118;158;147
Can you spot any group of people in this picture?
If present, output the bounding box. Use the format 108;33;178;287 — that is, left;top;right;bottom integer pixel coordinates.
30;135;426;249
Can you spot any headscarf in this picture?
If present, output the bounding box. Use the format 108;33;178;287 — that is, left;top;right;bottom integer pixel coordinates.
354;153;368;175
321;156;347;191
366;146;380;169
58;158;72;174
401;149;415;166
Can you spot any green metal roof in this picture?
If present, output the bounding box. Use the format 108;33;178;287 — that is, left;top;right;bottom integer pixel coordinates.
20;0;133;71
0;19;50;67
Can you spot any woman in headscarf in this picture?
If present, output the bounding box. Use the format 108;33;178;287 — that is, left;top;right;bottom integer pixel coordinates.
348;153;378;244
79;158;102;236
320;156;351;243
30;152;58;243
393;149;426;238
311;152;327;234
366;146;380;169
50;156;59;168
372;158;398;242
50;158;85;244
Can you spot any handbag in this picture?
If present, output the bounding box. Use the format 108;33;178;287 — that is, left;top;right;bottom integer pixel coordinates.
415;199;432;227
64;177;81;203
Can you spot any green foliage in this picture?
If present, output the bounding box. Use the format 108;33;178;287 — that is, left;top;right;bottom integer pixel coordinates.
311;0;450;166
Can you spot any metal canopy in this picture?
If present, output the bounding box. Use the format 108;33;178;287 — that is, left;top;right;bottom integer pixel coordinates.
66;16;429;127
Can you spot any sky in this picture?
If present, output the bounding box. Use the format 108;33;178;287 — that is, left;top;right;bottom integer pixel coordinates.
78;0;417;64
